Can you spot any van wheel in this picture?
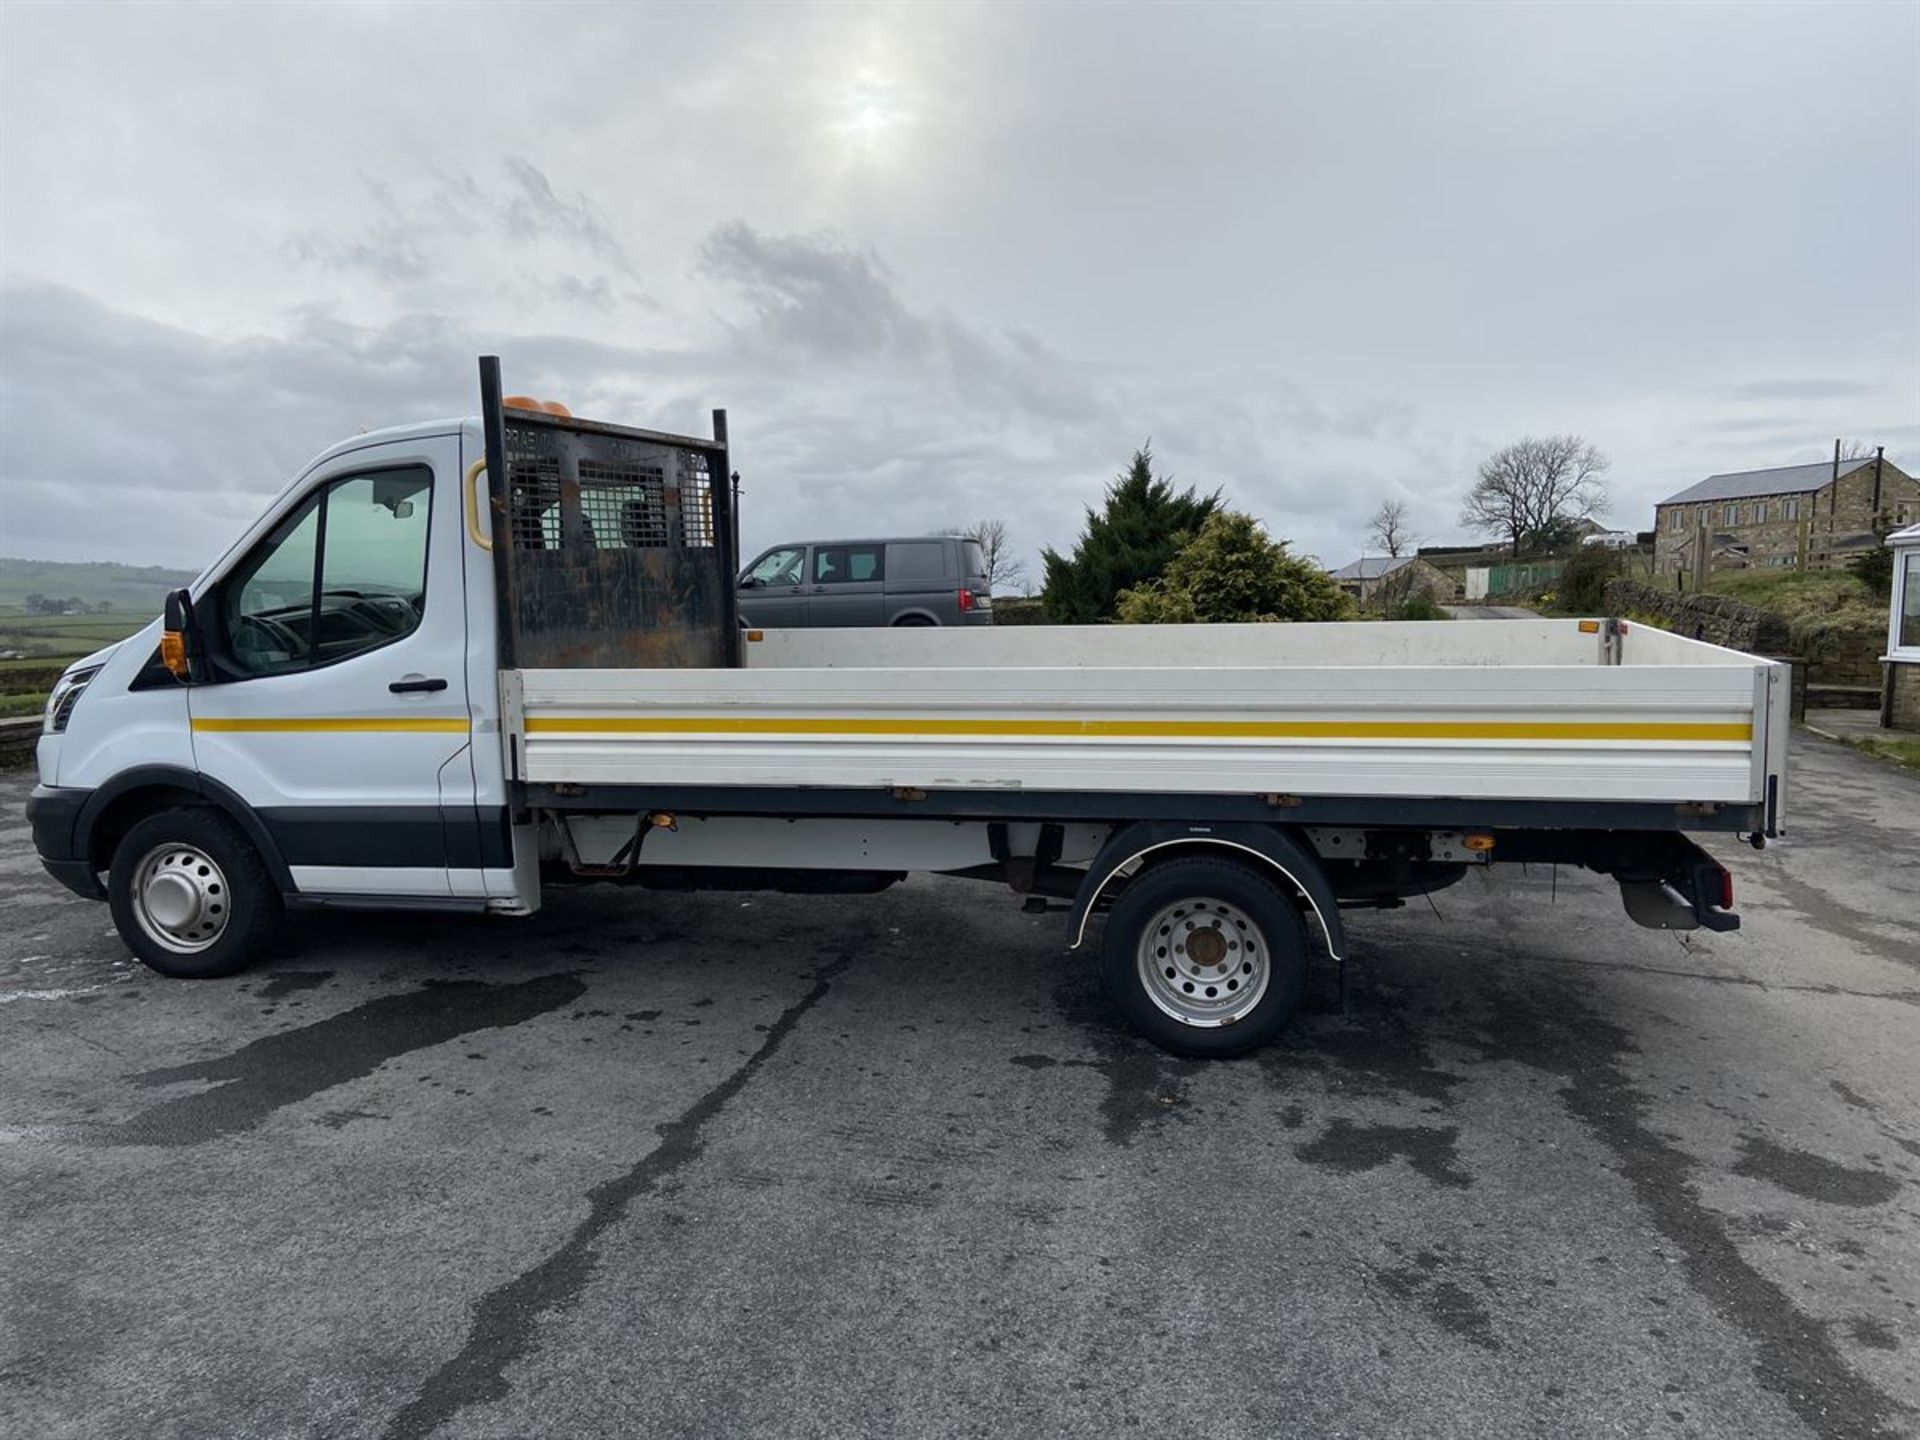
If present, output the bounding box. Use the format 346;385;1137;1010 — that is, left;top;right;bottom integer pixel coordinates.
1100;857;1309;1058
108;808;282;979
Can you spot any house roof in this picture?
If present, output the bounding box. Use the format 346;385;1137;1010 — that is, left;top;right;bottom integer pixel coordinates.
1331;555;1416;581
1888;522;1920;547
1658;457;1875;507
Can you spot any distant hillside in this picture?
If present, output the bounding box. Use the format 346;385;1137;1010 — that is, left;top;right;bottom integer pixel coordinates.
0;556;200;616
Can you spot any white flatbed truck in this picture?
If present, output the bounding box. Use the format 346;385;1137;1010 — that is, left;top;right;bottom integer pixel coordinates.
29;359;1791;1056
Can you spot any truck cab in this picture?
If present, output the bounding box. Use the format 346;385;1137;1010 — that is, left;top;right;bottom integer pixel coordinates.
31;416;526;915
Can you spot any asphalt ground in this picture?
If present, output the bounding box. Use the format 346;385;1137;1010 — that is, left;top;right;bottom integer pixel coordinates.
2;734;1916;1440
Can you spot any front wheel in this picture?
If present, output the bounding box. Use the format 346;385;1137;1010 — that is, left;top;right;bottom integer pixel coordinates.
108;808;283;978
1100;856;1310;1057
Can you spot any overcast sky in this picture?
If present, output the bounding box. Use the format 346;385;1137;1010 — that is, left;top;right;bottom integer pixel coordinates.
2;1;1916;579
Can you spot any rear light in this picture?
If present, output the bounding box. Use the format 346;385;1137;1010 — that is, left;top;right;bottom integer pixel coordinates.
957;588;974;612
1718;865;1734;911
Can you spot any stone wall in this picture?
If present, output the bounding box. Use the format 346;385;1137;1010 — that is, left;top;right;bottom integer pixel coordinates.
1890;663;1920;733
0;718;40;771
1603;580;1791;652
1788;616;1888;688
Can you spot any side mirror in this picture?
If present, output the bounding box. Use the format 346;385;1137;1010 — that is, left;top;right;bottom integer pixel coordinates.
740;575;761;589
161;588;197;682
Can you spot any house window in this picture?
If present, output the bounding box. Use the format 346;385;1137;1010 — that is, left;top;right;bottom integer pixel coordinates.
1724;503;1739;526
1784;497;1800;521
1670;507;1686;532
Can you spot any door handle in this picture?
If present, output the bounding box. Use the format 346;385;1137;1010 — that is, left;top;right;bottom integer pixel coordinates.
390;677;449;694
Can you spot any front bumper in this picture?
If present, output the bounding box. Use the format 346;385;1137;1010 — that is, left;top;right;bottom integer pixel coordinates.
27;785;105;899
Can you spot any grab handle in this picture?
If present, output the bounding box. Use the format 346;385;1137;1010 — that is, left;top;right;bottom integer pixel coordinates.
464;458;492;551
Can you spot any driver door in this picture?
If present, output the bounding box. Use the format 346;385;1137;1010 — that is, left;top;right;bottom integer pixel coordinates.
736;544;810;627
187;435;477;897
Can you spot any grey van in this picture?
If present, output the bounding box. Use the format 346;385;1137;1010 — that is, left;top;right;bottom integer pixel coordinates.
737;536;994;627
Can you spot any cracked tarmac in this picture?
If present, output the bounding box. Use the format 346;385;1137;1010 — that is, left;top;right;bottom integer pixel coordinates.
1;732;1916;1439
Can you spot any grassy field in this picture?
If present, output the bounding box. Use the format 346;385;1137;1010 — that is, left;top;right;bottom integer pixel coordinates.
1840;733;1920;773
0;556;198;613
0;608;148;662
0;557;186;714
1704;567;1886;628
0;614;149;717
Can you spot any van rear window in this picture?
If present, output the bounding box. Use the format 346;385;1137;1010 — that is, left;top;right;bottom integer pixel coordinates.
887;541;947;581
962;540;987;580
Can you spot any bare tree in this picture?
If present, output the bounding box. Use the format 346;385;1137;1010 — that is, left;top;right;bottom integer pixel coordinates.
1460;435;1609;556
946;517;1030;594
1838;439;1878;461
1367;499;1415;557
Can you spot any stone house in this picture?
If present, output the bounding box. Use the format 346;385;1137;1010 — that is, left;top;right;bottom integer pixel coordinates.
1653;452;1919;583
1329;555;1459;604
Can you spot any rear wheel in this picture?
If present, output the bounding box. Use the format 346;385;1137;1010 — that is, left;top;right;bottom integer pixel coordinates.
108;808;282;978
892;614;936;627
1100;856;1310;1057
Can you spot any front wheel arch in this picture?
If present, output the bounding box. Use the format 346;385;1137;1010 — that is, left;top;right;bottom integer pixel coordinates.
78;767;294;894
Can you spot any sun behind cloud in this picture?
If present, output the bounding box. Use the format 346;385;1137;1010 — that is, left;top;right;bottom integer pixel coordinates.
832;66;910;158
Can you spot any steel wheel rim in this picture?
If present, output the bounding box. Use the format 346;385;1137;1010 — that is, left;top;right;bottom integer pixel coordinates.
130;842;232;954
1135;895;1269;1027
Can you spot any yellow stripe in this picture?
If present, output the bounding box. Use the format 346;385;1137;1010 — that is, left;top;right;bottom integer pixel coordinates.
523;715;1752;743
192;717;471;734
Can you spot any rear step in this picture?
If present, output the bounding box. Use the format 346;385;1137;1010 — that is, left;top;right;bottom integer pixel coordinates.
1618;843;1738;932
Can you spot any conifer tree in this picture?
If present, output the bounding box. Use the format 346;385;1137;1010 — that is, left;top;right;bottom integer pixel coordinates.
1040;446;1220;623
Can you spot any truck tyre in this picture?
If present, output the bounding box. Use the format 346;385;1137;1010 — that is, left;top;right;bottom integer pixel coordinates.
1100;856;1309;1058
108;808;283;979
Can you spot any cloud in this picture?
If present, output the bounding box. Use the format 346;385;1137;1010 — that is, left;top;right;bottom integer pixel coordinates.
1727;379;1878;402
280;162;651;319
4;3;1915;586
697;222;1108;425
0;224;1439;582
499;158;638;279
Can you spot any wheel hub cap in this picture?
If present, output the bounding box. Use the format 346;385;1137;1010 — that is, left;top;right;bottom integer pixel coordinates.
1135;896;1270;1028
144;871;203;930
131;844;231;955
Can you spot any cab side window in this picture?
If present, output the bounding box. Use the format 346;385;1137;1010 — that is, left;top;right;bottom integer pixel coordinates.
744;547;806;587
813;544;884;584
221;467;432;677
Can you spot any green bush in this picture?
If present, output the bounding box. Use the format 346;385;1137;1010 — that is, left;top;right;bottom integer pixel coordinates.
1384;593;1450;621
1115;511;1354;624
1849;545;1894;600
1556;544;1620;613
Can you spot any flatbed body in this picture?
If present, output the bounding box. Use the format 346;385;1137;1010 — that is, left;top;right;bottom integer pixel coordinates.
507;620;1786;829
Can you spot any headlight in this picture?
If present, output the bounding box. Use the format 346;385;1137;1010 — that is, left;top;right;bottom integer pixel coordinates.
43;665;102;735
